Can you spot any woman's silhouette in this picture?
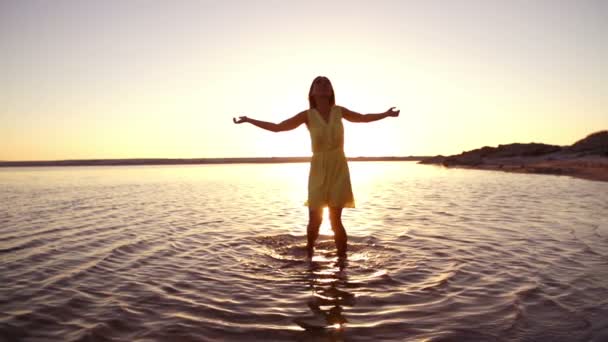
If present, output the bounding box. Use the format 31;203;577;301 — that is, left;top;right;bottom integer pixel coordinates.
234;76;399;258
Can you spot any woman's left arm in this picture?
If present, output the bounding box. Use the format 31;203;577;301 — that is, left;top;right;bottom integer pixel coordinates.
341;106;400;123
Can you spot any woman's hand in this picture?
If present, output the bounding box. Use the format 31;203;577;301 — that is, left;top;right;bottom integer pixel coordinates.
385;107;400;117
233;116;249;124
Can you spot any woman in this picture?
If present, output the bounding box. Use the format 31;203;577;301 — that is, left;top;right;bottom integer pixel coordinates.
233;76;399;258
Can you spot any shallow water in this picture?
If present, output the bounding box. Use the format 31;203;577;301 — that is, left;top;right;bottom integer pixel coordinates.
1;162;607;341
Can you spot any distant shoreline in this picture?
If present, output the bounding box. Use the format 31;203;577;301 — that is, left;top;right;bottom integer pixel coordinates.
423;156;608;183
418;131;608;182
0;156;425;168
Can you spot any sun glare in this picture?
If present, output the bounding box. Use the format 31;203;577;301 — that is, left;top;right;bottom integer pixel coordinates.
319;209;334;236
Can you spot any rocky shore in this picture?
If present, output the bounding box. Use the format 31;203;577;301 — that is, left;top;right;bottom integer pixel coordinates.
419;131;608;182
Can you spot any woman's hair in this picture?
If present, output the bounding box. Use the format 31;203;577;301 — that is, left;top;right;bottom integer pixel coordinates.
308;76;335;109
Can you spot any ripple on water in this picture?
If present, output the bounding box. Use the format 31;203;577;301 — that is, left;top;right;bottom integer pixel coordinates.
1;163;608;341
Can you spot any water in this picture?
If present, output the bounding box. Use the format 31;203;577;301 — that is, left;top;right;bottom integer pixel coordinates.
1;162;607;341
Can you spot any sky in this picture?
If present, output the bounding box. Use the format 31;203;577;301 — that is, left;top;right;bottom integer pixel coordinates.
1;0;606;161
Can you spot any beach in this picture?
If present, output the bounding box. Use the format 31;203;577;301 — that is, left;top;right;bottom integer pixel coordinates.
420;131;608;183
435;155;608;183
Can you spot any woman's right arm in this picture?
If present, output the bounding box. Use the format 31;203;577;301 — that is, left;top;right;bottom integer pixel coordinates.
233;110;307;132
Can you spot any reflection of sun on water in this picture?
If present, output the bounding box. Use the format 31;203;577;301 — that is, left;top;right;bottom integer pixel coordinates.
242;160;436;239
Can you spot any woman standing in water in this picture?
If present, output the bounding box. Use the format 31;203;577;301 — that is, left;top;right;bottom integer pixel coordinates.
233;76;399;258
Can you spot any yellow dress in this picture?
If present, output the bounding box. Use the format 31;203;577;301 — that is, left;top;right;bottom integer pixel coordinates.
306;106;355;209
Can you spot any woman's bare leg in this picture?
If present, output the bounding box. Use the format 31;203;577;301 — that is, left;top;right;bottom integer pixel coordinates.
329;207;347;258
307;208;323;258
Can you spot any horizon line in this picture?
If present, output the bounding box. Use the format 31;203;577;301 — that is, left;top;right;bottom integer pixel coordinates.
0;156;429;168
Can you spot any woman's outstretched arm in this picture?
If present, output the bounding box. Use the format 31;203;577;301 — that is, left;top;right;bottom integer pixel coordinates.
341;106;400;123
233;111;307;132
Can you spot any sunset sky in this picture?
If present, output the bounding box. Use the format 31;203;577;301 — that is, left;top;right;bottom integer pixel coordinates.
1;0;606;161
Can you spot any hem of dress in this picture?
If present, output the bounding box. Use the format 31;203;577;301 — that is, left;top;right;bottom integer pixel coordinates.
304;201;356;209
